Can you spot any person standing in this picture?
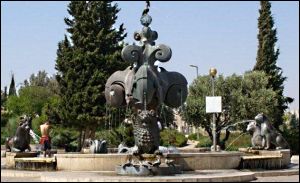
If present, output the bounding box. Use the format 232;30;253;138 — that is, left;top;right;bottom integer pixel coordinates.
40;121;51;157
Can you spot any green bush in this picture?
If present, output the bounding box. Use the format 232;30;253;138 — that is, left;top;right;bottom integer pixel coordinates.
115;125;135;147
224;132;252;151
196;136;211;148
95;129;121;148
1;127;9;145
50;126;79;150
160;129;187;147
188;133;206;141
195;132;252;151
95;125;135;148
1;112;11;144
5;116;19;138
1;112;10;128
281;115;299;155
188;133;198;140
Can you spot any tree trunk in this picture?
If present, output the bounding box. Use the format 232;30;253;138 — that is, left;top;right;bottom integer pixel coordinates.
220;129;231;150
77;129;84;152
204;126;213;143
84;127;96;140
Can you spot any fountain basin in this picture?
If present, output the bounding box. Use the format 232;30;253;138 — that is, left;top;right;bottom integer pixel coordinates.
15;157;56;171
238;148;291;169
55;151;243;171
5;152;38;169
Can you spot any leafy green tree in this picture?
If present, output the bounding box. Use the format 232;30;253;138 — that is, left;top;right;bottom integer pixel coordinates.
8;74;17;96
253;1;293;129
23;71;59;95
55;1;128;151
184;71;278;149
6;86;53;116
28;70;50;87
281;113;299;155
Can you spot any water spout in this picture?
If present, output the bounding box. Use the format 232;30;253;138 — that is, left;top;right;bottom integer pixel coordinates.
225;132;246;151
218;120;255;133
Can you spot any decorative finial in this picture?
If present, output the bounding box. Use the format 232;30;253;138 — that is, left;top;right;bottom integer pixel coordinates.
140;1;152;27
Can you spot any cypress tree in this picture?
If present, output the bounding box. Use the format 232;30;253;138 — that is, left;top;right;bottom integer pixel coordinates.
8;74;17;96
253;1;293;128
55;1;127;150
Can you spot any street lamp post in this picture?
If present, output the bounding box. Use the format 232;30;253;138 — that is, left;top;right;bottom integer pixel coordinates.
190;65;200;140
209;67;217;152
190;65;199;78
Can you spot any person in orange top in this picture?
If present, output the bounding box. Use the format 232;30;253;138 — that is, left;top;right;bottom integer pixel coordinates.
40;121;51;157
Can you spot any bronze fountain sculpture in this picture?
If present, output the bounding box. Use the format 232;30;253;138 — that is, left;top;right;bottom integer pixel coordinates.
246;113;289;150
105;1;187;175
6;115;32;152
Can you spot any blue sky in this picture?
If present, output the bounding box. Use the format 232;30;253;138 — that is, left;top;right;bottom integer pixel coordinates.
1;1;299;110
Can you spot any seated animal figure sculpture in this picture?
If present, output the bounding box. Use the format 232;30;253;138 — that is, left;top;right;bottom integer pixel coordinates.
254;113;289;150
6;115;32;152
246;120;264;150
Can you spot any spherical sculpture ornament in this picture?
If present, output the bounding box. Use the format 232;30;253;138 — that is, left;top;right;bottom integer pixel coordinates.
209;68;217;78
140;14;152;27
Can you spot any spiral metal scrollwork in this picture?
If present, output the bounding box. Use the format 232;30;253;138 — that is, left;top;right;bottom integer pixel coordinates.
121;45;142;63
155;44;172;62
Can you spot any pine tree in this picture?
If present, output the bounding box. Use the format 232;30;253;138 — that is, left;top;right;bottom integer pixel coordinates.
253;1;293;129
8;74;17;96
55;1;128;150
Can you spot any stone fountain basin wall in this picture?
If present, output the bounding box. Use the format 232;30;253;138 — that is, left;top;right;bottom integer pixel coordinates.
238;149;291;169
55;151;243;171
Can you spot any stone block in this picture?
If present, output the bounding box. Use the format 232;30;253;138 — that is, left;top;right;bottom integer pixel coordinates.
5;152;38;169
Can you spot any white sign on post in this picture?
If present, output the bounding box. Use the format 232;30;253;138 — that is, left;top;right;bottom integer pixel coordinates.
206;96;222;113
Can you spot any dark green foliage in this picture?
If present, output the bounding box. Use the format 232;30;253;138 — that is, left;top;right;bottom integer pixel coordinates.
1;111;9;128
184;71;278;149
280;113;299;155
8;74;16;96
95;125;134;148
253;1;293;129
158;105;175;129
1;87;8;107
50;126;79;151
160;129;187;147
117;124;135;147
196;136;211;148
55;1;128;150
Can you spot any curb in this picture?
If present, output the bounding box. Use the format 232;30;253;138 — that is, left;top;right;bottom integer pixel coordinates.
39;172;256;182
241;165;299;177
2;168;299;182
2;169;255;182
252;169;299;177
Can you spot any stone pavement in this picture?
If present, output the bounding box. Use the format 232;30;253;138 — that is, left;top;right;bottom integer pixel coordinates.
252;175;299;182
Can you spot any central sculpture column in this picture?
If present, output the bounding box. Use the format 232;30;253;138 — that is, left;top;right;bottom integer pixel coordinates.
105;2;188;175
